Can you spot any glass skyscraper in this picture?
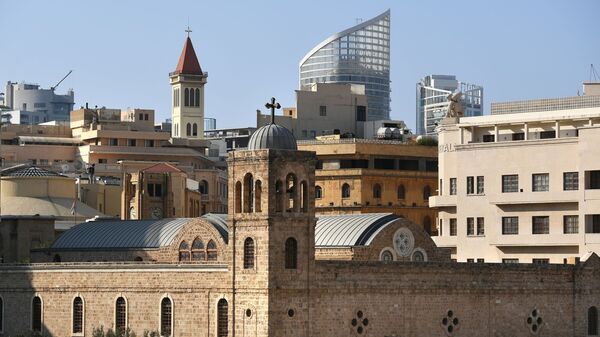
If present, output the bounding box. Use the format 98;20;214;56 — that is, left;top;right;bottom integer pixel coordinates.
299;10;391;121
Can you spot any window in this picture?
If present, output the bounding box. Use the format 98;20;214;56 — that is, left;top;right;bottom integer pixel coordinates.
532;173;549;192
449;178;457;195
512;132;525;141
319;105;327;116
0;296;3;333
589;306;598;335
161;297;172;337
467;258;475;263
179;241;190;261
587;170;600;189
398;159;419;171
199;180;209;195
32;296;42;332
127;139;136;147
466;176;474;195
482;134;495;142
477;258;484;263
217;299;228;337
397;185;405;199
380;250;393;262
338;183;349;198
532;216;549;234
563;172;579;190
439;219;443;237
450;219;457;236
502;217;519;235
310;130;316;138
186;123;191;137
502;258;519;264
207;240;218;260
148;183;162;197
532;258;549;265
191;238;205;261
477;217;485;235
184;88;190;107
586;215;600;233
285;237;297;269
145;139;154;147
98;159;107;164
115;297;126;332
423;216;432;235
467;218;474;236
72;297;83;334
425;160;438;172
374;158;394;169
192;123;198;136
502;175;518;193
315;186;322;199
373;184;382;199
423;186;431;200
195;88;200;107
356;105;367;121
540;130;556;139
244;237;254;269
477;176;484;194
109;138;118;146
563;215;579;234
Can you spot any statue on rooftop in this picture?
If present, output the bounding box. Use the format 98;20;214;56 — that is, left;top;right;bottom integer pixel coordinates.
446;92;464;118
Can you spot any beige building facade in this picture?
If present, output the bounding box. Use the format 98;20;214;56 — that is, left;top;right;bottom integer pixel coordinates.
432;107;600;263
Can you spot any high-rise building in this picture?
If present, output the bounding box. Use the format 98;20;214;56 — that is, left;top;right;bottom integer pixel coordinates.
416;75;483;136
4;81;74;123
170;35;207;139
299;10;391;121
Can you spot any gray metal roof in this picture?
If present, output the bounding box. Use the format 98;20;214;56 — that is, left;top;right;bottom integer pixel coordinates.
247;124;297;151
315;213;400;247
201;213;229;243
51;218;191;250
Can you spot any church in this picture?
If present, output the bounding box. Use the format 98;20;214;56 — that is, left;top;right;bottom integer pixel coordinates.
1;35;600;337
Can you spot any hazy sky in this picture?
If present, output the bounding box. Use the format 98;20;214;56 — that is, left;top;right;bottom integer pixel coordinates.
1;1;599;130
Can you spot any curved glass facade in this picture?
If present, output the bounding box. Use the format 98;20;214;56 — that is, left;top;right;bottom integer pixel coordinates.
299;10;391;120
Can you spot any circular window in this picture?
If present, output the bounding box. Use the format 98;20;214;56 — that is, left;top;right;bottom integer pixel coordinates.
441;310;460;336
526;308;543;334
351;310;369;335
393;228;414;257
380;249;394;262
288;309;295;317
411;250;426;262
246;309;252;317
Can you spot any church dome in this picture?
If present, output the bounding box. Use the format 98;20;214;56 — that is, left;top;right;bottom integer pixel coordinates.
247;123;297;151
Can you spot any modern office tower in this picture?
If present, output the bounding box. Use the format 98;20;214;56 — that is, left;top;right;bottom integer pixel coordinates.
416;75;483;136
299;9;391;121
4;81;74;123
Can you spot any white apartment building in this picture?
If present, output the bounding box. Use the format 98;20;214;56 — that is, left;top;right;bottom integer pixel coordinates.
431;105;600;264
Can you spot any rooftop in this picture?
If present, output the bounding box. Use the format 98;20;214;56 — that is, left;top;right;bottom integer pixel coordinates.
173;37;203;76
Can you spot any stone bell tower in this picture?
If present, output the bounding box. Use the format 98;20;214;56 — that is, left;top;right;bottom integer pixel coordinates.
227;98;317;336
170;29;207;139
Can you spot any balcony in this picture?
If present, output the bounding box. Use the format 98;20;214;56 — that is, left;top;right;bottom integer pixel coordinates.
429;195;457;208
490;233;581;247
432;235;457;248
490;191;578;205
86;145;203;157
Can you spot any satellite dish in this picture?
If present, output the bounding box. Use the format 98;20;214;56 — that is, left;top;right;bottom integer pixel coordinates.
74;160;83;170
61;164;70;173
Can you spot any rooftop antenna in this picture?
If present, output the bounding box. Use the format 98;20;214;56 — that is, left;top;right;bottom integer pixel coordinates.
50;70;73;91
355;18;363;24
186;17;192;37
590;64;600;82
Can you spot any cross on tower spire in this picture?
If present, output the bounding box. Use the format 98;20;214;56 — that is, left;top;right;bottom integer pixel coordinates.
185;26;192;37
265;97;281;124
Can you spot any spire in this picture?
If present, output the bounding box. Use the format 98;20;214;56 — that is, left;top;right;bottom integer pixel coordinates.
174;36;203;75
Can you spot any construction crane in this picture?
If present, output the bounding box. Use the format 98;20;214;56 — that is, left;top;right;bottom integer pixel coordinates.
50;70;73;91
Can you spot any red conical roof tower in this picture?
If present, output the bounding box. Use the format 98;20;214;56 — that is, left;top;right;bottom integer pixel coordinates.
174;37;203;75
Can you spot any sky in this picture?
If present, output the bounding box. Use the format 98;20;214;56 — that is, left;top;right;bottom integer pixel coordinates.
1;0;599;131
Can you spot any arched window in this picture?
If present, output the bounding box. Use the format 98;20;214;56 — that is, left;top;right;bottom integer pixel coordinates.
275;180;284;212
178;241;190;262
192;123;198;136
192;238;205;261
195;88;200;107
373;184;382;199
286;173;297;212
186;123;191;136
423;216;432;235
243;173;253;213
199;180;209;195
589;306;598;335
244;237;255;269
184;88;189;107
315;186;322;199
423;185;431;200
32;296;42;332
115;297;127;332
160;297;172;337
217;299;228;337
285;237;297;269
72;296;83;334
300;181;308;212
134;256;143;262
235;181;242;213
254;180;262;213
397;185;406;200
207;240;218;261
190;88;195;107
380;250;393;262
342;183;350;199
